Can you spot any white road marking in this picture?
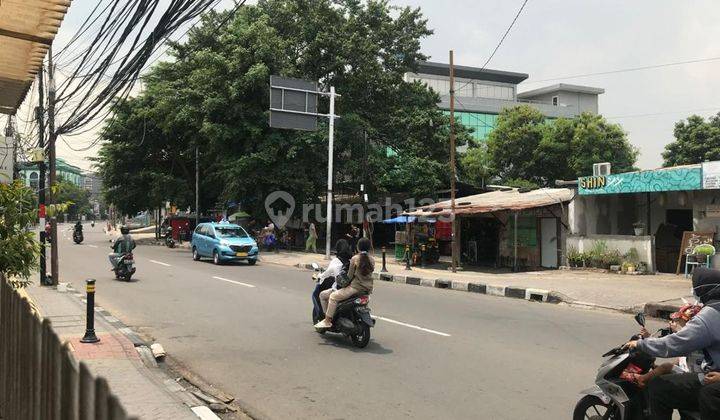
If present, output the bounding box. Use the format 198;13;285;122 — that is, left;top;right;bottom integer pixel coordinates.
212;276;255;288
372;316;451;337
86;244;98;248
149;260;171;267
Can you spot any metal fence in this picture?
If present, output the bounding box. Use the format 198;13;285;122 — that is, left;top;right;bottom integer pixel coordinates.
0;275;135;419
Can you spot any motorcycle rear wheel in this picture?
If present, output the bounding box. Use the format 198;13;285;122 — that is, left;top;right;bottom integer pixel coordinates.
350;324;371;348
573;395;619;420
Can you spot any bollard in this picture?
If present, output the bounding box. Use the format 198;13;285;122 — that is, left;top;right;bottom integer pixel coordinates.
80;280;100;344
421;244;426;268
404;245;412;271
380;247;388;273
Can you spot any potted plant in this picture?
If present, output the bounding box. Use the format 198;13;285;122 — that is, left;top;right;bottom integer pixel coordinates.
633;222;645;236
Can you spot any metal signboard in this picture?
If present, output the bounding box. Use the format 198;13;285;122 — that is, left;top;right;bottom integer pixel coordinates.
269;76;318;131
703;161;720;189
579;167;703;195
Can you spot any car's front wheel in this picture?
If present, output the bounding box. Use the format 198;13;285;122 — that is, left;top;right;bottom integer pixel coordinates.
213;250;222;265
247;259;257;266
192;247;201;261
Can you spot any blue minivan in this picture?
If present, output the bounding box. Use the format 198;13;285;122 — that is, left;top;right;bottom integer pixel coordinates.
191;222;259;265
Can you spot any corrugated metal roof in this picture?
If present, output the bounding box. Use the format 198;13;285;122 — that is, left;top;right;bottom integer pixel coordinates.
0;0;71;115
404;188;575;217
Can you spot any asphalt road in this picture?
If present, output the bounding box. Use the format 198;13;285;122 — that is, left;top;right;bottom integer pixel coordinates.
55;223;659;419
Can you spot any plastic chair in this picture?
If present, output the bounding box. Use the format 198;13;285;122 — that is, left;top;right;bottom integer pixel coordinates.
685;244;716;277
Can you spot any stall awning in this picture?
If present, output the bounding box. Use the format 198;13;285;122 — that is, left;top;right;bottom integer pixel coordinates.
381;216;436;224
404;188;575;217
0;0;70;115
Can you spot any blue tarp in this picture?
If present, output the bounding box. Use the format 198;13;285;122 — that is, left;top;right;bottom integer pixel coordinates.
381;216;436;224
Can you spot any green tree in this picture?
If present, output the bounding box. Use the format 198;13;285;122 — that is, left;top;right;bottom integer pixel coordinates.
537;113;637;183
662;113;720;167
97;0;464;219
54;178;92;220
486;105;546;184
487;107;637;186
460;144;492;188
0;181;41;284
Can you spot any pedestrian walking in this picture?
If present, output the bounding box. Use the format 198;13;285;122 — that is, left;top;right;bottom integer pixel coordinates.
305;222;318;253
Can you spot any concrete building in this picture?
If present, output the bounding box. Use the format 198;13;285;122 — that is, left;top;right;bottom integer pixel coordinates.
82;171;104;216
405;61;604;143
18;158;84;191
568;161;720;273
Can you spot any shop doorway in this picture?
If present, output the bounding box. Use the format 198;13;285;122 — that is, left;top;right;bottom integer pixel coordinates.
462;217;500;266
540;218;559;268
654;209;694;273
666;209;693;232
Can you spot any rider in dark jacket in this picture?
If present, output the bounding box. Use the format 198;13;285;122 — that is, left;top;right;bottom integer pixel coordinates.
627;268;720;419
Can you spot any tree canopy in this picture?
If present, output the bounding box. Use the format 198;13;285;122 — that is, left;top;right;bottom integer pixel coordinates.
0;181;41;282
474;106;637;187
96;0;468;218
662;113;720;167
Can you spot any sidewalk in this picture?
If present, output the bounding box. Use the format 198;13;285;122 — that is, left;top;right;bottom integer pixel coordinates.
25;283;215;420
258;250;693;315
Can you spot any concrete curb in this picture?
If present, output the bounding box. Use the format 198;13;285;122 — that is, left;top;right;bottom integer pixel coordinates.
295;261;680;318
61;283;222;419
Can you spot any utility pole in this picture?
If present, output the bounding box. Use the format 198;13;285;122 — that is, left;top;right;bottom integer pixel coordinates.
37;66;48;285
195;146;199;226
449;50;458;273
324;86;337;260
48;45;59;285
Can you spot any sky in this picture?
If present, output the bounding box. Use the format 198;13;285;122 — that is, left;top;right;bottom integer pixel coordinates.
9;0;720;171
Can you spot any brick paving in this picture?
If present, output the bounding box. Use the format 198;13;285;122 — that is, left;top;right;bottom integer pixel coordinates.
26;284;198;420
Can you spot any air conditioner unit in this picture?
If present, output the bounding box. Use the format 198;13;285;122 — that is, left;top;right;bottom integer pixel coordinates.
593;162;611;176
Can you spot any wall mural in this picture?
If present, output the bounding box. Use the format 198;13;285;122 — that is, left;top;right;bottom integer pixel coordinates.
579;167;702;195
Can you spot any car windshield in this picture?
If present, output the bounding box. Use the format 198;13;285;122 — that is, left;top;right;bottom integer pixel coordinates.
215;227;248;238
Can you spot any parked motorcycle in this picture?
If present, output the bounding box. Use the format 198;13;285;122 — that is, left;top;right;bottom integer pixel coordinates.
91;220;95;228
114;253;136;282
310;263;375;348
573;313;700;420
73;230;84;244
164;227;175;248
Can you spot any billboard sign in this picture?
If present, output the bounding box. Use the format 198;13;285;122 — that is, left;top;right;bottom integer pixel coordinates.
269;76;318;131
579;166;703;195
702;161;720;189
0;135;14;184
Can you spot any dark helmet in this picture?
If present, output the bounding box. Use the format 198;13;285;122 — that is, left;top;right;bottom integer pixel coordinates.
692;267;720;304
120;225;130;235
334;239;352;261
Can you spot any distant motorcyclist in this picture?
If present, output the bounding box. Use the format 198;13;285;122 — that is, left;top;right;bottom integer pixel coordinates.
625;267;720;419
109;226;136;270
74;220;83;233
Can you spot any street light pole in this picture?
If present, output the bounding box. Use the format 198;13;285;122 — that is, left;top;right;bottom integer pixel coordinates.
449;50;458;273
37;66;47;285
195;146;199;227
324;86;336;260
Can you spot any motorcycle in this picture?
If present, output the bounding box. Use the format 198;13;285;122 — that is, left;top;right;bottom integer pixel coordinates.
310;262;375;348
73;229;84;244
91;221;95;228
573;313;700;420
114;253;136;282
164;227;175;248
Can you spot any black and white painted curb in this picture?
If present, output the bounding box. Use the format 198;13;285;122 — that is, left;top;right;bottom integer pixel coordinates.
59;283;222;420
295;263;559;304
295;263;684;319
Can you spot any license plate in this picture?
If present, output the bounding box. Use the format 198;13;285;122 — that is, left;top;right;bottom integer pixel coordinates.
235;252;248;257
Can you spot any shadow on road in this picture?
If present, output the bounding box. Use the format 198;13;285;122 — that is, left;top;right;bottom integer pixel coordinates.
316;335;393;355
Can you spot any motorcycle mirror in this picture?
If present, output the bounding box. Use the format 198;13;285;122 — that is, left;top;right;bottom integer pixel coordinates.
311;262;320;271
634;313;646;327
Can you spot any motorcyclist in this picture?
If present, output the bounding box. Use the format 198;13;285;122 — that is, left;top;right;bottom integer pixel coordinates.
625;267;720;419
109;226;136;270
74;220;83;233
312;239;352;321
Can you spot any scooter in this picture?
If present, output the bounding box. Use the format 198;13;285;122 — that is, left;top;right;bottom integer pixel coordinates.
310;263;375;348
573;313;700;420
91;221;95;228
114;252;136;281
73;229;84;244
164;227;175;248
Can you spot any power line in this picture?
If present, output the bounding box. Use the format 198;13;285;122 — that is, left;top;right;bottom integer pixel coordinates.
524;56;720;85
454;0;530;94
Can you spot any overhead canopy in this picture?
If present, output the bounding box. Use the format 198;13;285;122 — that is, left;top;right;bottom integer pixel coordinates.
0;0;71;115
404;188;575;217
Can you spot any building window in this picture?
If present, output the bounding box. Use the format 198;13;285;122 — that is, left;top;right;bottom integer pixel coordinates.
552;96;558;106
84;178;93;190
29;172;39;190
